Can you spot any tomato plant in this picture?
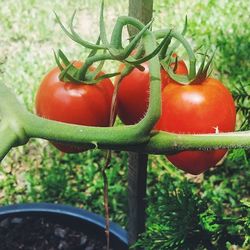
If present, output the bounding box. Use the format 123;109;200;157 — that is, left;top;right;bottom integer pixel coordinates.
155;78;236;175
35;62;114;153
116;59;188;125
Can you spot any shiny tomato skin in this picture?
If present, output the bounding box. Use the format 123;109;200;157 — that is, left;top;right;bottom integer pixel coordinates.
117;60;187;125
35;63;114;153
156;78;236;175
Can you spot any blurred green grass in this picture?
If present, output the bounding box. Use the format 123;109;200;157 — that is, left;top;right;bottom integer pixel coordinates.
0;0;249;249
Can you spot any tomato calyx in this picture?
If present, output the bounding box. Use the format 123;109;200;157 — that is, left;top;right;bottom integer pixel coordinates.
191;50;215;84
53;47;119;85
155;16;215;86
54;7;173;85
162;49;215;85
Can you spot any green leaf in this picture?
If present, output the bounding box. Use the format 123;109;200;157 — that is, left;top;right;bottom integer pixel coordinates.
241;198;250;208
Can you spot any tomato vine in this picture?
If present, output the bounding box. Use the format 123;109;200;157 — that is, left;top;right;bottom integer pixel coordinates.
0;2;249;161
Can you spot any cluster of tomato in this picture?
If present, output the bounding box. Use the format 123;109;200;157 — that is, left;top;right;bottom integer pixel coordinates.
36;49;236;175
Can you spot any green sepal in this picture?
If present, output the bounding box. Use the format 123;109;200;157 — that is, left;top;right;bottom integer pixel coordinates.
195;50;208;77
125;30;172;65
124;43;146;71
191;49;215;84
54;50;81;83
54;11;105;50
202;49;216;76
84;72;120;84
59;63;83;83
54;50;81;82
108;19;153;60
163;48;216;85
87;36;102;58
162;57;194;85
99;0;110;48
57;49;71;66
53;50;64;71
164;16;188;59
117;48;147;83
172;56;178;73
86;57;105;80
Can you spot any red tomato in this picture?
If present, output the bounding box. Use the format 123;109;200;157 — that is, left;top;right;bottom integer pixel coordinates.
35;62;114;153
155;78;236;175
116;60;188;125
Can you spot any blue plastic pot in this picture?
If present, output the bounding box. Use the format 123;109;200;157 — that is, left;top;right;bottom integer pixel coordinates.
0;203;128;250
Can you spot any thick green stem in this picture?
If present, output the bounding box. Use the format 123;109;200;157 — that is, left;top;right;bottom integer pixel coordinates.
22;114;250;152
0;124;18;161
113;131;250;154
24;113;145;145
112;16;162;134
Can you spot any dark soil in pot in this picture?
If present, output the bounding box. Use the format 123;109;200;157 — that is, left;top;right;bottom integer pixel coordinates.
0;203;128;250
0;215;109;250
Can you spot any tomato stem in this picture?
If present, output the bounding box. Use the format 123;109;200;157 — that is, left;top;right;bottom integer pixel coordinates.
0;124;18;159
77;53;113;81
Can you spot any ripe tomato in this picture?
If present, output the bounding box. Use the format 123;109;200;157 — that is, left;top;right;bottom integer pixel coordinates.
155;78;236;175
35;62;114;153
116;60;188;125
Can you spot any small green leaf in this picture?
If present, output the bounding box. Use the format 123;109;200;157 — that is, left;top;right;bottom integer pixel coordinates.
241;198;250;208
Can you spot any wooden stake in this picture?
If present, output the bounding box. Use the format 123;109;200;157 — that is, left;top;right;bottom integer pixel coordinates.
128;1;153;248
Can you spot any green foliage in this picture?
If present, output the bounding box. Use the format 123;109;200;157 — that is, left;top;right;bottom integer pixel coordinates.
0;142;128;226
233;83;250;130
135;151;250;249
135;180;217;250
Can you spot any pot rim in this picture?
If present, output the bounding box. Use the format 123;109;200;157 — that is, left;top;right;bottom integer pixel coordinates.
0;202;128;248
